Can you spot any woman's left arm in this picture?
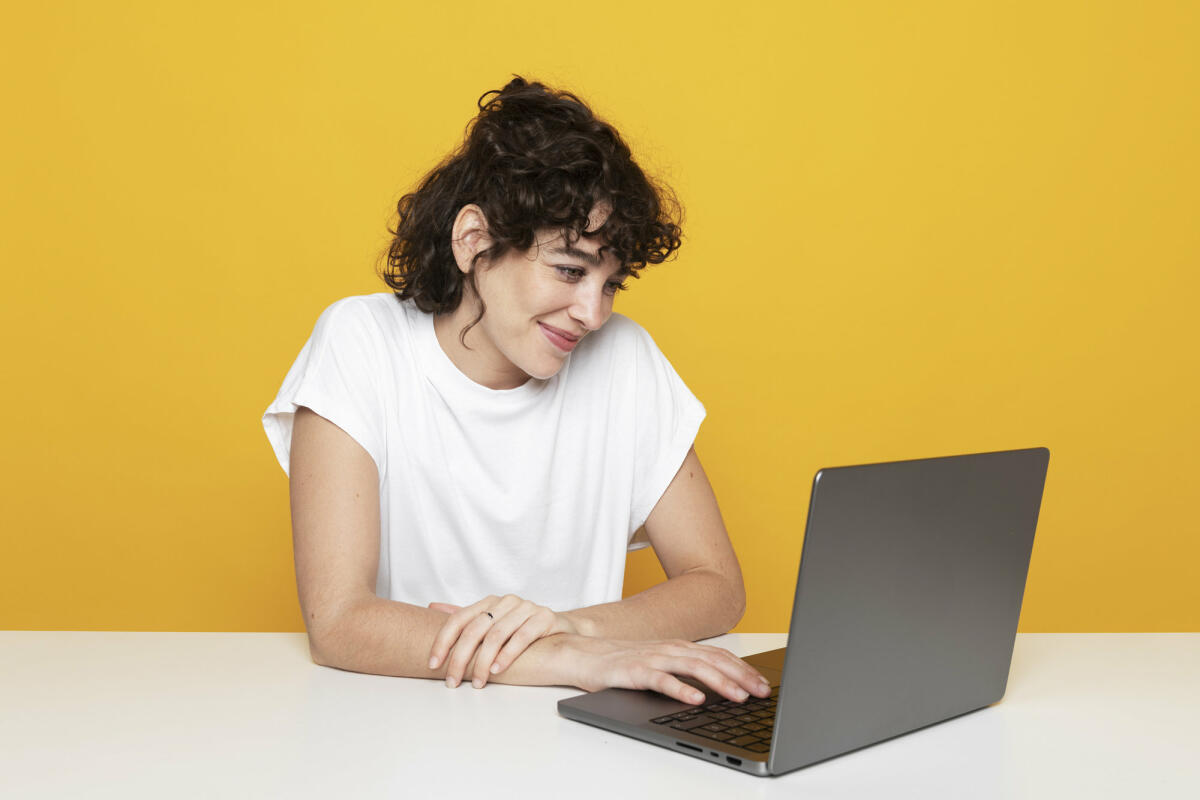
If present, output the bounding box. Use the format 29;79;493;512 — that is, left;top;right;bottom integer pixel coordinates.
560;445;747;641
427;446;747;688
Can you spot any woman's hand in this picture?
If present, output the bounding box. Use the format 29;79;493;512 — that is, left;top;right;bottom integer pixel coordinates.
558;635;773;704
427;594;580;689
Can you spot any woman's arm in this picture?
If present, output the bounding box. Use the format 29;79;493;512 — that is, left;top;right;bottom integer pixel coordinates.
561;446;747;640
432;447;747;688
289;406;566;684
291;408;764;700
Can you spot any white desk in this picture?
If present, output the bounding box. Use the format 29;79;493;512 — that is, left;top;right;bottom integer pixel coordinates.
2;633;1197;798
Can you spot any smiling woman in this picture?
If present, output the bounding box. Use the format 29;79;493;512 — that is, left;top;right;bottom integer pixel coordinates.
261;76;770;707
428;200;636;387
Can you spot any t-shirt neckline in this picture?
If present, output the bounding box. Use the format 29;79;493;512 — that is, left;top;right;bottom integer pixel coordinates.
417;305;551;404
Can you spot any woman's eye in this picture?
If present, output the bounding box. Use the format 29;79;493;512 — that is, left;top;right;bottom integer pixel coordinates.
556;266;627;295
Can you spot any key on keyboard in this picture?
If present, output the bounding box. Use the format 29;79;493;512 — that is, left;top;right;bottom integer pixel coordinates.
651;686;778;753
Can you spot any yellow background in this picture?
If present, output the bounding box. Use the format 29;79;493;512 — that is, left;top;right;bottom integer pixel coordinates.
2;1;1196;632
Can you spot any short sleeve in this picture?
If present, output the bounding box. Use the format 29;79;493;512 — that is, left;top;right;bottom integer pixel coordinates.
628;321;707;533
262;298;387;479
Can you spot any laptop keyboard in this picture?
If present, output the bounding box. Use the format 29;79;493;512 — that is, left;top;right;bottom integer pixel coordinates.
650;686;778;753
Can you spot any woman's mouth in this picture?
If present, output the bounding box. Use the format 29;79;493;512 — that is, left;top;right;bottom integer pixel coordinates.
539;322;579;353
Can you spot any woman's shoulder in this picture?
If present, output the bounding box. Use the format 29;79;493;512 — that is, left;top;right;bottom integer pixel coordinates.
317;291;410;323
311;292;417;340
301;293;424;377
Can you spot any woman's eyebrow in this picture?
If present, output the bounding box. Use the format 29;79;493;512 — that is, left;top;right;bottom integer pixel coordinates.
546;244;602;266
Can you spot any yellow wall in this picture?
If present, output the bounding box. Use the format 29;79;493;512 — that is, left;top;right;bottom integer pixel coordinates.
2;1;1196;632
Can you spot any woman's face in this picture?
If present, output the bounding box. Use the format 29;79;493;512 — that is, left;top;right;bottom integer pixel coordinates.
436;203;630;390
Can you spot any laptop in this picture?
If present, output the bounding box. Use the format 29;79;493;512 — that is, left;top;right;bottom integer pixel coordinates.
558;447;1050;776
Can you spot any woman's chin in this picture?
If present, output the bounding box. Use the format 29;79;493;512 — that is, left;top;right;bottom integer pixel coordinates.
524;358;566;381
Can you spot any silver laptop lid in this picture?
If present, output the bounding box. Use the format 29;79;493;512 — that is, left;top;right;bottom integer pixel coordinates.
770;447;1050;774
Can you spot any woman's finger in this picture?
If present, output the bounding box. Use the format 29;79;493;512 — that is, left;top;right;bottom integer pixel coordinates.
442;611;499;687
696;648;773;697
653;653;759;703
642;667;707;705
661;641;772;698
469;603;541;687
475;603;563;682
489;606;563;676
441;596;523;686
428;596;495;670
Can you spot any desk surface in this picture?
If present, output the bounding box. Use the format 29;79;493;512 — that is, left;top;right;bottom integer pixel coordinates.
2;632;1198;798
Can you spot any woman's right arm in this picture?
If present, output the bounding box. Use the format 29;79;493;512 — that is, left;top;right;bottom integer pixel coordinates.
289;405;570;685
289;406;769;703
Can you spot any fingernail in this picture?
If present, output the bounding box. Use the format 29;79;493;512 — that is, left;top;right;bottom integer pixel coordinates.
445;677;457;688
472;679;484;689
690;690;704;703
759;679;771;692
736;689;749;701
429;657;438;669
490;663;500;674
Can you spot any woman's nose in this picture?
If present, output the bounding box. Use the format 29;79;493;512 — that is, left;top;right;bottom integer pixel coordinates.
572;288;609;331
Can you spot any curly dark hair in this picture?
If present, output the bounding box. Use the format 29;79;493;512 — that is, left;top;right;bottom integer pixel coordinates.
377;75;683;343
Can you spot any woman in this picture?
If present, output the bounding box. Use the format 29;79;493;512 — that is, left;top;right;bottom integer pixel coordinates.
263;76;771;706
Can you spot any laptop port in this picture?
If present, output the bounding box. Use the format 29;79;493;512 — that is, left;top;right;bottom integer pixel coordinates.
726;756;743;766
675;742;701;753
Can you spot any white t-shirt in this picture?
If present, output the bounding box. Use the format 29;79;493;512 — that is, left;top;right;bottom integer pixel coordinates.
262;292;705;611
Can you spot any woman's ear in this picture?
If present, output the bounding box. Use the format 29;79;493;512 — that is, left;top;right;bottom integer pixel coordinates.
450;204;493;275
